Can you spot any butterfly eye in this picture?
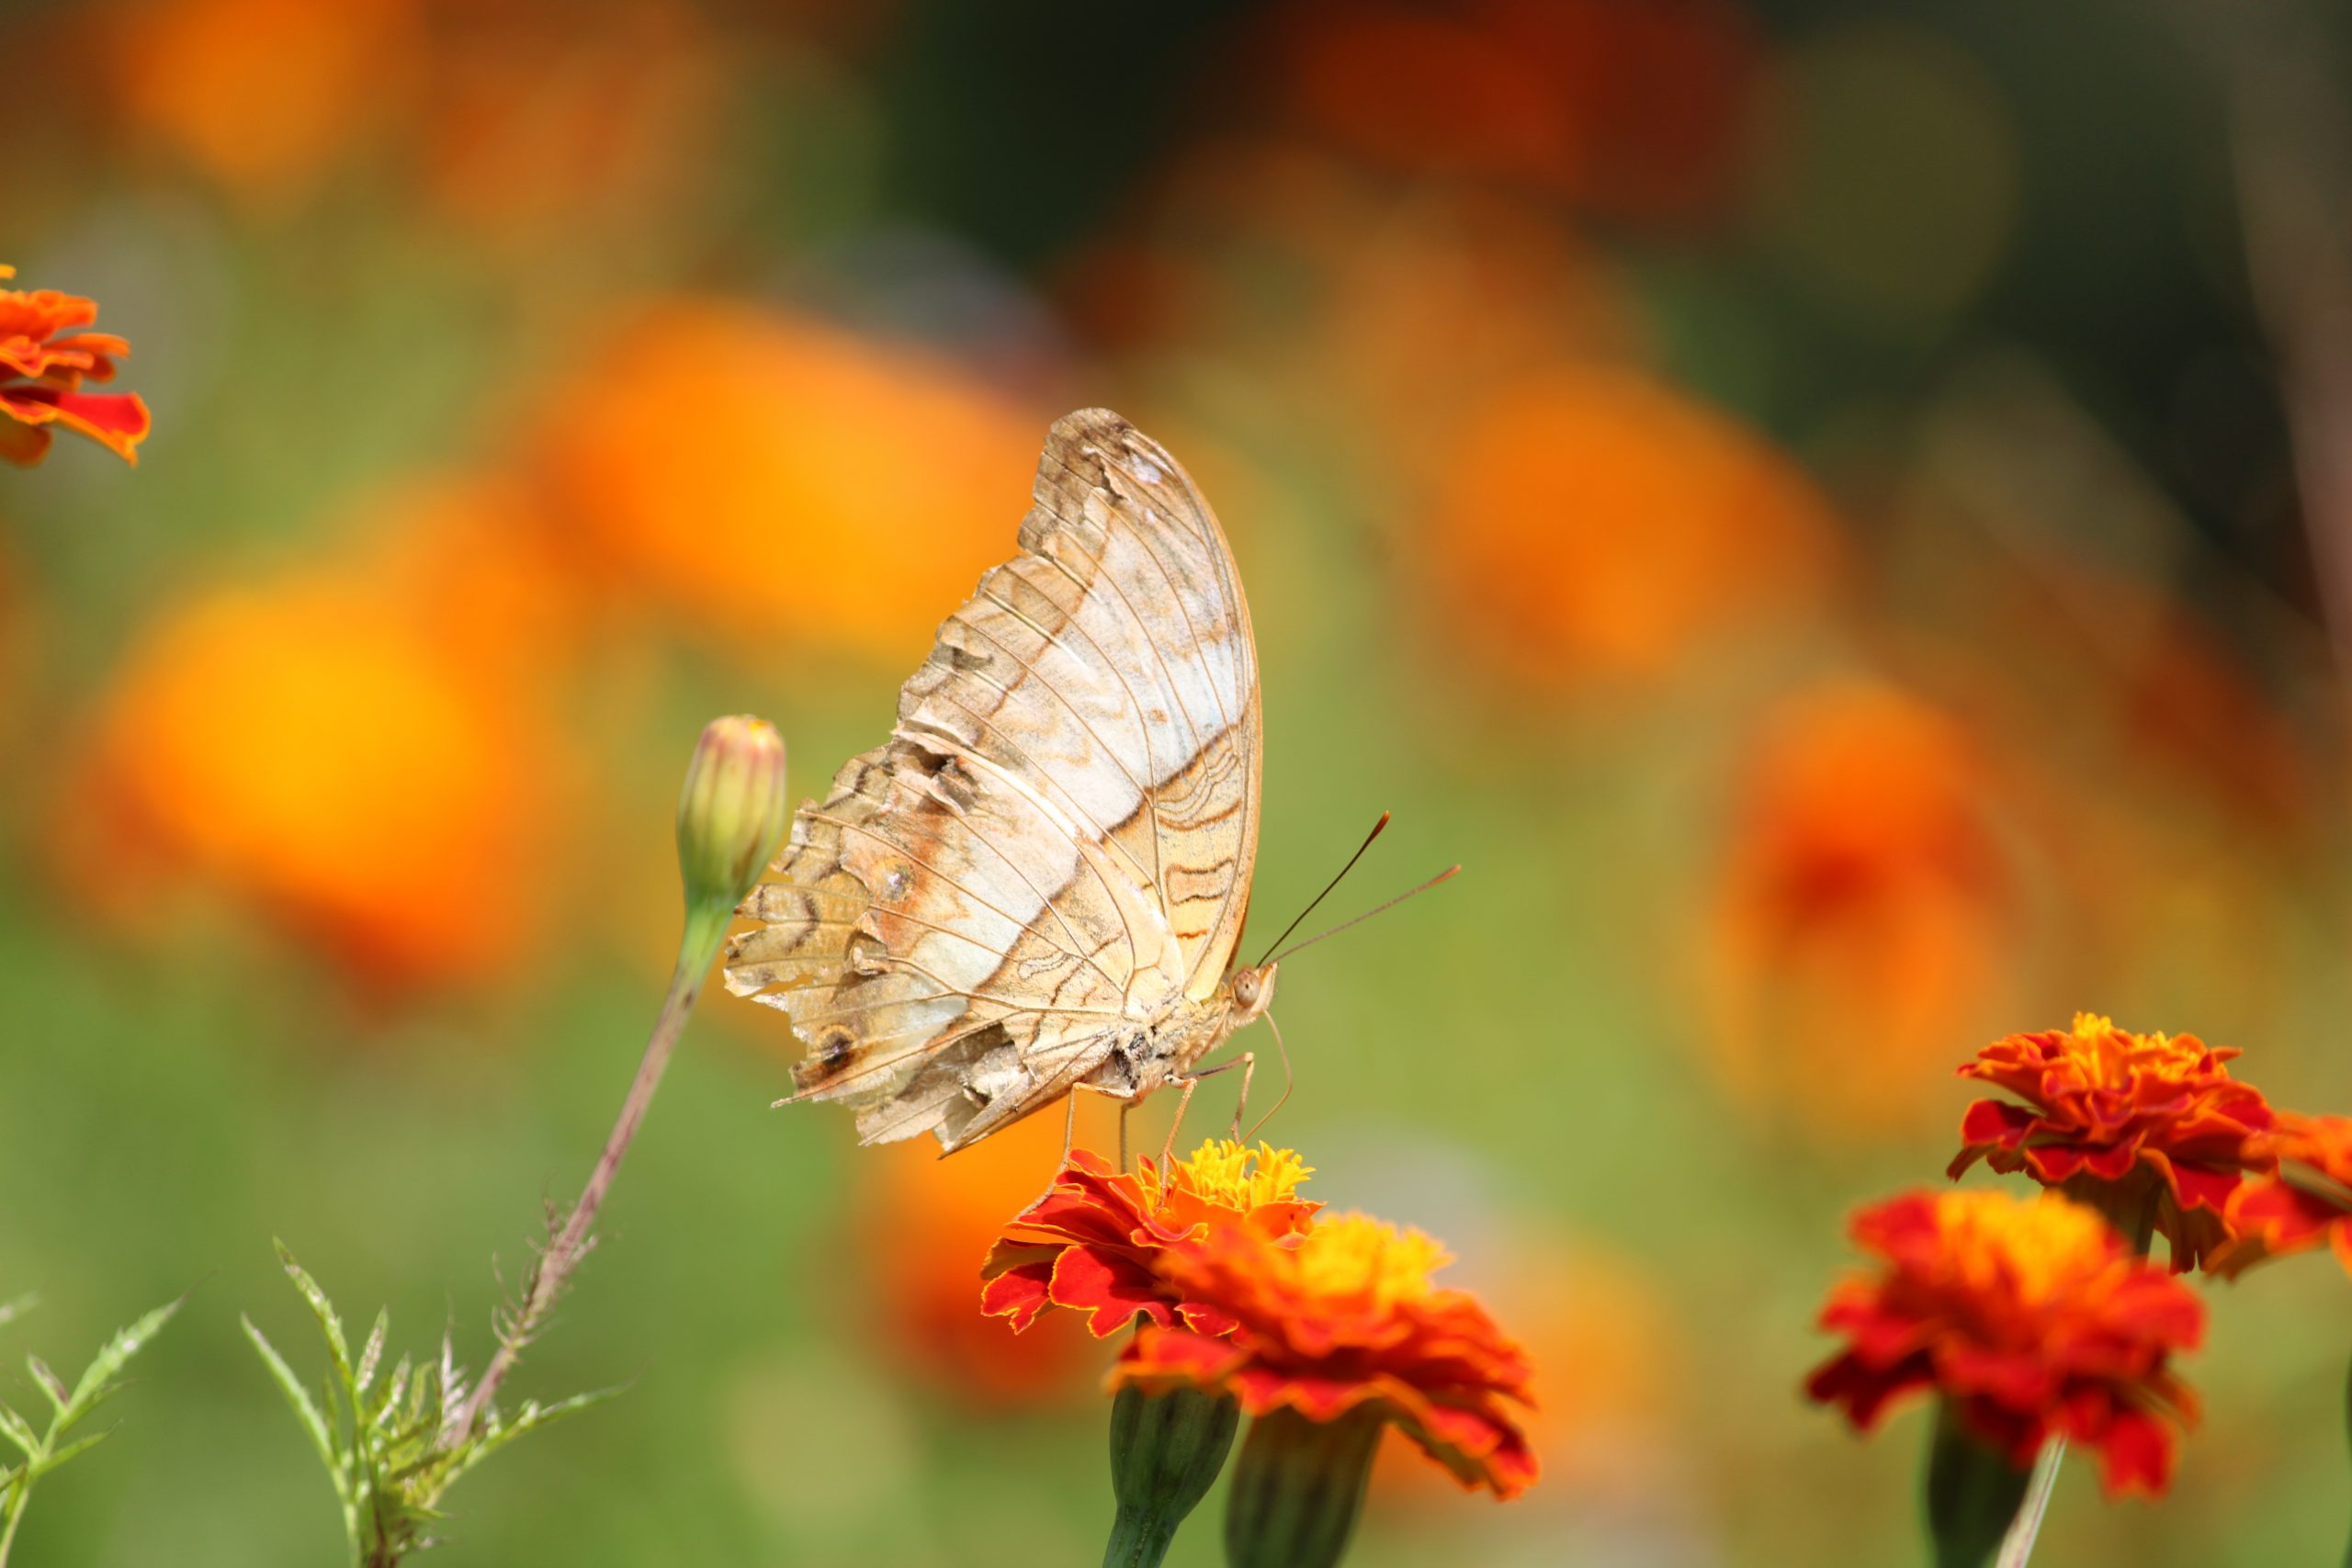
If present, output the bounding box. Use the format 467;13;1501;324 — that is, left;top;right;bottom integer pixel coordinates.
1232;970;1260;1009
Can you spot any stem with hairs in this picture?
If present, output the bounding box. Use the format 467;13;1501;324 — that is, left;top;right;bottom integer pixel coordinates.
448;909;729;1443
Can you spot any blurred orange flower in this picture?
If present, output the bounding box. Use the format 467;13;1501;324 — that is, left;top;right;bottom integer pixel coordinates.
530;301;1037;662
0;267;150;467
1705;680;2018;1134
110;0;423;202
1374;1231;1674;1506
982;1141;1319;1338
62;484;570;991
856;1111;1098;1408
419;1;722;247
1949;1013;2275;1269
1807;1189;2201;1498
2217;1114;2352;1279
1114;1211;1538;1498
1428;366;1838;687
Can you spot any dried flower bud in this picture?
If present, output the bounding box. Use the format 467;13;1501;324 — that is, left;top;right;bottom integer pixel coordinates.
676;716;786;916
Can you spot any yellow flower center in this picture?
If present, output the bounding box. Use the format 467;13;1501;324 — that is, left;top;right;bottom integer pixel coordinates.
2058;1011;2200;1089
1161;1140;1313;1213
1290;1213;1452;1306
1934;1189;2114;1302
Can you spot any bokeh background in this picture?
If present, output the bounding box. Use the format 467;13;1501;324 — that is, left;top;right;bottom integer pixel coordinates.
6;0;2352;1563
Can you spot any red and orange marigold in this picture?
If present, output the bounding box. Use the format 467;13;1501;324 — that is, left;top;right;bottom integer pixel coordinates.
982;1141;1320;1338
0;267;151;468
2219;1113;2352;1279
1948;1013;2275;1269
1807;1189;2202;1497
1113;1211;1538;1498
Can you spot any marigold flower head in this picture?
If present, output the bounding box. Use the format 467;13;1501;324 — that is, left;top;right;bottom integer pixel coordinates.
1112;1211;1538;1498
1806;1189;2202;1497
981;1141;1319;1338
2217;1113;2352;1279
1948;1013;2275;1269
0;267;150;468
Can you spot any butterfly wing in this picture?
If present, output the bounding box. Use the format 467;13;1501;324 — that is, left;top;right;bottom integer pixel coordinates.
723;408;1262;1151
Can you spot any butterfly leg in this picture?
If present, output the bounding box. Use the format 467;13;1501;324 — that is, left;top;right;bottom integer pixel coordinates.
1158;1077;1198;1177
1162;1052;1253;1170
1242;1011;1294;1144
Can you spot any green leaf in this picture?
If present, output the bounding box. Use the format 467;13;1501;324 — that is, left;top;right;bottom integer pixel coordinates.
24;1360;64;1416
28;1430;108;1479
356;1311;388;1399
0;1406;37;1461
62;1297;182;1431
242;1315;348;1506
273;1242;354;1400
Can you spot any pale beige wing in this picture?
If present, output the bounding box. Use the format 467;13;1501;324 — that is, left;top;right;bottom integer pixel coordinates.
723;408;1262;1151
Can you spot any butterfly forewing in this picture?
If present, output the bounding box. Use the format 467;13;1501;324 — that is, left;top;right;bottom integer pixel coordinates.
723;409;1261;1151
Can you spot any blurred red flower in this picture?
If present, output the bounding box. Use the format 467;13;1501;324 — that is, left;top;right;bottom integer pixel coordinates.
982;1141;1319;1338
1428;366;1838;688
853;1111;1101;1409
1271;0;1762;226
0;267;150;468
1704;680;2020;1136
1949;1013;2275;1269
2218;1113;2352;1279
1114;1211;1538;1498
1806;1189;2201;1497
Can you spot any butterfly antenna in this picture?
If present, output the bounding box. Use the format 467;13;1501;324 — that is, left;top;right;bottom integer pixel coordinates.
1264;863;1460;967
1252;811;1391;968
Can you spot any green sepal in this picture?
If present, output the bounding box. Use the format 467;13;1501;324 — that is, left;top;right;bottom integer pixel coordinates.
1223;1405;1386;1568
1102;1384;1238;1568
1924;1396;2033;1568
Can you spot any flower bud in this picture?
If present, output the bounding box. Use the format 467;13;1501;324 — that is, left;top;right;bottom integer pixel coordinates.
676;716;787;916
1102;1383;1238;1568
1223;1405;1386;1568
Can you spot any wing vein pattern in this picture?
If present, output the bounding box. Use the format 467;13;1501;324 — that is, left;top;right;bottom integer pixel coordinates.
722;408;1262;1152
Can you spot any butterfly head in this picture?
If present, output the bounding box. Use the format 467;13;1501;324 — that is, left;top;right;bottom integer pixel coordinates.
1227;962;1279;1025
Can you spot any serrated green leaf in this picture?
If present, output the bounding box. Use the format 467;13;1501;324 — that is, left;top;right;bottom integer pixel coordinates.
0;1404;37;1459
447;1384;619;1482
62;1297;181;1429
356;1311;388;1398
272;1242;354;1400
242;1315;349;1507
24;1359;64;1416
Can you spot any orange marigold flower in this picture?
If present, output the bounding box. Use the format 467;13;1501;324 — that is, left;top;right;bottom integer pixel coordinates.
981;1141;1320;1338
1112;1211;1538;1499
1948;1013;2275;1269
1806;1190;2203;1498
0;266;151;468
2218;1114;2352;1278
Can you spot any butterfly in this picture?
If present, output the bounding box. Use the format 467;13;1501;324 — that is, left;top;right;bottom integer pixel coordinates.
723;408;1278;1154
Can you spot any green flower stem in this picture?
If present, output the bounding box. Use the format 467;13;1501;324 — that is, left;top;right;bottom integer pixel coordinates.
1103;1386;1239;1568
1924;1397;2034;1568
2340;1350;2351;1568
447;899;731;1441
1224;1406;1386;1568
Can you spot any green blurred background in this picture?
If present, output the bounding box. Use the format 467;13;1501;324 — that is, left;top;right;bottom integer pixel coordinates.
6;0;2352;1563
